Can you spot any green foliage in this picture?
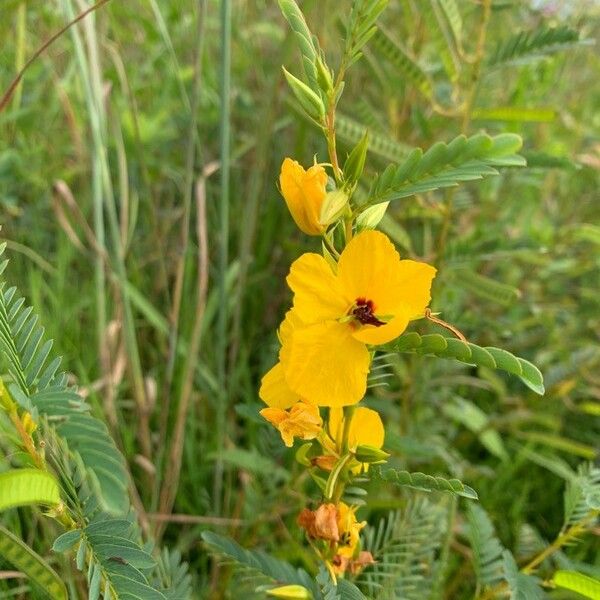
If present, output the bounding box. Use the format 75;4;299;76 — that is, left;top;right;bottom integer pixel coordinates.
371;28;433;100
372;466;478;499
0;524;67;600
552;570;600;599
357;498;448;599
563;463;600;529
344;0;389;69
0;244;130;515
201;531;318;596
386;332;544;394
0;0;598;598
467;504;505;588
502;551;546;599
278;0;320;90
0;469;60;511
488;26;585;68
364;133;525;207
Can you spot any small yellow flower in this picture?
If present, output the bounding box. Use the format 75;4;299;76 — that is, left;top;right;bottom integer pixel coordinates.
260;401;322;447
336;502;365;559
261;230;436;407
279;158;328;236
328;407;384;453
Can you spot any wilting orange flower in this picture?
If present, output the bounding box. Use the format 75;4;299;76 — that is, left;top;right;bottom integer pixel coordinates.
279;158;328;236
261;230;436;407
260;401;322;447
297;503;339;542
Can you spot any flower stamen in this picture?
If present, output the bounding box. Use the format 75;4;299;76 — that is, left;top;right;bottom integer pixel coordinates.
351;298;385;327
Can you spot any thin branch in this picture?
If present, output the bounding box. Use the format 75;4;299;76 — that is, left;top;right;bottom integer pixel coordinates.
0;0;114;113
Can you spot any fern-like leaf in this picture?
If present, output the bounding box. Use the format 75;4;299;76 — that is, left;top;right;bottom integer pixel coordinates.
385;332;545;395
357;498;448;599
0;244;130;515
372;466;478;499
488;26;585;68
201;531;318;596
337;113;412;163
502;550;546;599
364;133;525;207
563;463;600;529
467;504;505;588
371;27;433;99
344;0;388;69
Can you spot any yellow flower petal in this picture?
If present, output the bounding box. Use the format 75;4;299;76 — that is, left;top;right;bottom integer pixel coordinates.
259;362;298;409
391;259;437;318
287;253;347;324
329;407;385;450
282;321;370;407
278;309;305;346
279;158;327;236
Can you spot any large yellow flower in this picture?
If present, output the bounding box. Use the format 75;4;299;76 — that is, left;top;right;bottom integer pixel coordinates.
261;230;436;407
279;158;328;236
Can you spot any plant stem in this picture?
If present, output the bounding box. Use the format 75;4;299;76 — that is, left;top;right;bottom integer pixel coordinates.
522;513;598;574
214;0;232;517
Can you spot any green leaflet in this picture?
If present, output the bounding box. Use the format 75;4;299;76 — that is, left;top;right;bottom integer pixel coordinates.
387;332;544;395
553;571;600;599
372;466;478;499
371;28;433;99
0;524;67;600
365;133;525;207
0;469;60;511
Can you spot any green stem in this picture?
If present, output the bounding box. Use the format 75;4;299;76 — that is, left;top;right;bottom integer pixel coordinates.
214;0;232;517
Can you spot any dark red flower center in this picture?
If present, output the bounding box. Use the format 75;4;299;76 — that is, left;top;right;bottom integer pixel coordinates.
352;298;385;327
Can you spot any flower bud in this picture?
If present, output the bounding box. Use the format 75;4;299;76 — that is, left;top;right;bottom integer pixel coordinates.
356;201;389;231
266;584;312;599
319;190;348;226
315;55;334;95
354;444;390;464
343;131;369;186
279;158;327;236
282;67;325;120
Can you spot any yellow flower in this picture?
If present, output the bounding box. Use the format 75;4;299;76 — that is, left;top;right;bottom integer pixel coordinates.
336;502;365;559
260;401;322;447
262;230;436;407
328;407;384;452
280;158;328;236
266;585;312;599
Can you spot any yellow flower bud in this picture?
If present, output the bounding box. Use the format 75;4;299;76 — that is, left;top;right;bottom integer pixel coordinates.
279;158;328;236
266;584;312;599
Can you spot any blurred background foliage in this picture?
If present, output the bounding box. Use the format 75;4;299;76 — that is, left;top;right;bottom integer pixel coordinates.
0;0;599;597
